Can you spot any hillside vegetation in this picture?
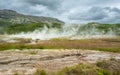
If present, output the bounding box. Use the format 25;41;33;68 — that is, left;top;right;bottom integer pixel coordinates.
0;9;64;34
0;9;120;36
0;22;120;36
4;22;63;34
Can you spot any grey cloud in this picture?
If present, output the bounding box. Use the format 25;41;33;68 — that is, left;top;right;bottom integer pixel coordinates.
0;0;62;10
0;0;120;23
68;7;120;23
69;7;108;20
0;0;60;17
23;0;62;10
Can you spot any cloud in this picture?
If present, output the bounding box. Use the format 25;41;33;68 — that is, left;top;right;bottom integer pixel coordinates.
69;7;108;20
24;0;62;10
68;7;120;23
0;0;120;23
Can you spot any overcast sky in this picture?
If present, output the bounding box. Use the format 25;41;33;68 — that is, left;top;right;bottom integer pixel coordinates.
0;0;120;23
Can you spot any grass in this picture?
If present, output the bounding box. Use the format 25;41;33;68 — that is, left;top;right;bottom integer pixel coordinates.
56;64;98;75
56;64;111;75
31;59;120;75
96;59;120;75
33;69;47;75
11;58;120;75
0;38;120;53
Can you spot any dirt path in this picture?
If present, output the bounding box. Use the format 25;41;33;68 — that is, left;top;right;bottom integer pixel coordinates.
0;49;120;75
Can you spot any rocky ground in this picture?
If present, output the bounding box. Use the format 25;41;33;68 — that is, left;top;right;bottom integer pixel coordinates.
0;49;120;75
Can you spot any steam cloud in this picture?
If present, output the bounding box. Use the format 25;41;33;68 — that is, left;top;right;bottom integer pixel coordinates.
10;24;116;40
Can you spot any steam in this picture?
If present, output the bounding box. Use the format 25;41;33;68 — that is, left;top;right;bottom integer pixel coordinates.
10;24;117;40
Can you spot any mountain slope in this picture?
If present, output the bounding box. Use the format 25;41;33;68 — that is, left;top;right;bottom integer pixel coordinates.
0;9;64;34
0;9;64;25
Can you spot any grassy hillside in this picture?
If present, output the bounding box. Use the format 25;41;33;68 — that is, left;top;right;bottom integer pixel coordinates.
4;22;63;34
0;9;64;34
77;22;120;35
1;22;120;36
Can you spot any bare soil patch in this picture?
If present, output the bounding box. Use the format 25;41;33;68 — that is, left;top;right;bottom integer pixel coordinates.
0;49;120;75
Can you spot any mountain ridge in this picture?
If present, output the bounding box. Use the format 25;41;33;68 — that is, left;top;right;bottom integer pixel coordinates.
0;9;64;25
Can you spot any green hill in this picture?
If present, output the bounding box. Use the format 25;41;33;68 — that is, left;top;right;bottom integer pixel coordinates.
0;9;120;36
0;9;64;34
77;22;120;35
